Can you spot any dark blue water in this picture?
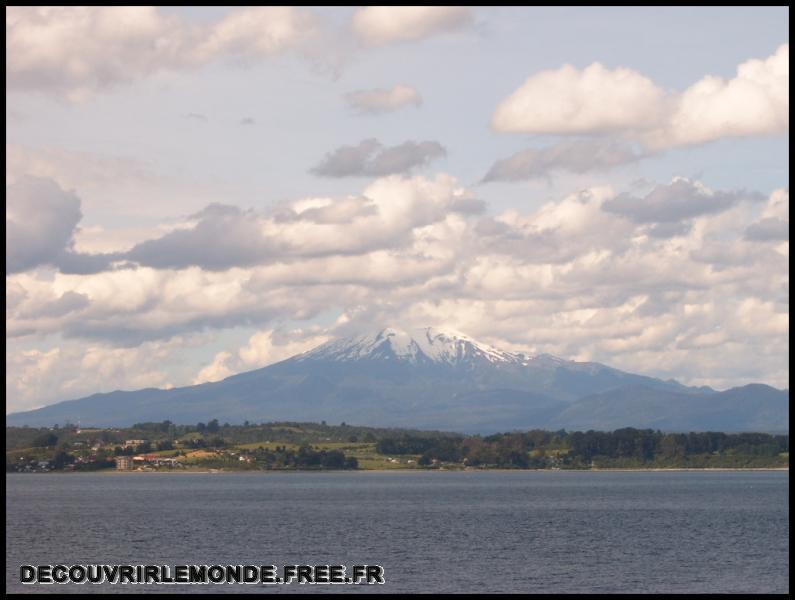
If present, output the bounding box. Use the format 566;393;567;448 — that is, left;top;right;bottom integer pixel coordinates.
5;471;789;593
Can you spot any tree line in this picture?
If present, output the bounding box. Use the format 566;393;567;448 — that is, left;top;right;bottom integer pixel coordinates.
377;429;789;469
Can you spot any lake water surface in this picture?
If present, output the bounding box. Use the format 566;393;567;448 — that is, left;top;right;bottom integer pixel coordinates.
5;470;789;593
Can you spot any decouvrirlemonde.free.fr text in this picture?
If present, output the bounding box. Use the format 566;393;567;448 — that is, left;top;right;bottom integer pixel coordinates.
20;564;385;585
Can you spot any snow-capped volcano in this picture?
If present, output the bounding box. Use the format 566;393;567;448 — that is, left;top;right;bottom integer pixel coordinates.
297;326;530;366
7;324;786;434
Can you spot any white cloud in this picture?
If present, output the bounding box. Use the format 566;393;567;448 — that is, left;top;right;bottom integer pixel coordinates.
655;43;789;149
344;84;422;114
193;351;236;385
5;178;789;408
6;339;183;413
492;44;789;152
193;7;320;63
119;173;476;271
761;187;789;221
352;6;473;46
745;188;789;242
6;6;324;100
194;328;330;384
493;62;667;135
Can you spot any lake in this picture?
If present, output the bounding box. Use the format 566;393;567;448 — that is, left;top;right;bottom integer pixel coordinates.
5;470;789;593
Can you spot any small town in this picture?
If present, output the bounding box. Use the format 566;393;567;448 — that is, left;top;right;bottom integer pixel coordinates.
6;421;788;473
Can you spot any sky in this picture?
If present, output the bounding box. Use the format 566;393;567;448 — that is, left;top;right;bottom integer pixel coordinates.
5;6;790;413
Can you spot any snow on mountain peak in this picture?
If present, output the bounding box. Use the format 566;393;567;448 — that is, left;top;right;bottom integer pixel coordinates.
296;326;531;366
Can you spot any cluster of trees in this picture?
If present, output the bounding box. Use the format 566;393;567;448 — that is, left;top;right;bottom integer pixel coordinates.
377;429;789;469
253;445;358;470
565;430;788;465
196;445;358;471
6;421;458;453
378;431;559;468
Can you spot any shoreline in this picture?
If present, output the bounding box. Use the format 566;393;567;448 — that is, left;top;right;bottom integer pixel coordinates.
9;466;788;475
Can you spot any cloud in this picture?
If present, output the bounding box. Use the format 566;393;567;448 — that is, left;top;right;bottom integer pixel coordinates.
194;328;330;383
483;139;647;182
6;176;82;274
193;6;320;63
492;44;789;151
602;178;761;224
6;6;324;100
745;188;789;242
5;180;788;406
6;173;477;277
311;139;446;177
644;221;693;239
117;174;477;274
6;175;123;275
475;186;636;264
760;187;789;221
351;6;473;46
6;143;249;229
240;117;256;126
6;338;187;412
745;218;789;242
276;196;378;224
19;291;90;319
344;84;422;114
493;62;667;135
124;204;271;271
193;351;236;384
653;43;789;149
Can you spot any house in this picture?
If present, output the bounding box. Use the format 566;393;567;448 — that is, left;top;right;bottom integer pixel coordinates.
130;454;181;468
124;439;146;448
115;456;134;470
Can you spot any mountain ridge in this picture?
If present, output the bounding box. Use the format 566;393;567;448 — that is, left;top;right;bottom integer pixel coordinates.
5;326;787;433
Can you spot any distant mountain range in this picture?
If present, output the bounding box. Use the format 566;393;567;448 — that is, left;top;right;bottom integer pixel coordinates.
5;327;789;433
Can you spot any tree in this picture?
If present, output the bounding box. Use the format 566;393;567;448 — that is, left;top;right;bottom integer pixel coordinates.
33;432;58;448
207;419;220;433
208;436;226;448
52;451;75;470
321;450;346;469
